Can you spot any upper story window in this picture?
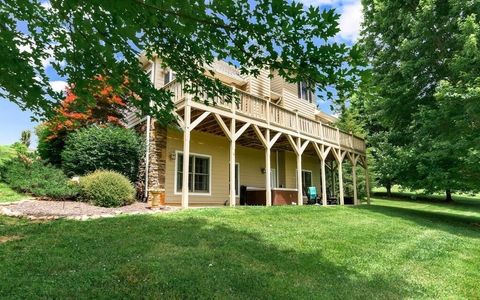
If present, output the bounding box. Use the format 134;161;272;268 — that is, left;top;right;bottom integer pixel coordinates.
297;82;314;103
164;69;176;85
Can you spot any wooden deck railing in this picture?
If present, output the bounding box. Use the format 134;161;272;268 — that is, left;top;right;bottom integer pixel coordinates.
165;80;366;153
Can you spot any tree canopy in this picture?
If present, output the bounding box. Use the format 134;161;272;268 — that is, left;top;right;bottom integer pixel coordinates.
356;0;480;199
36;77;128;165
1;0;362;123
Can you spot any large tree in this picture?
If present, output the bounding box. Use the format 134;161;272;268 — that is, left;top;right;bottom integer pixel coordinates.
0;0;362;123
359;0;480;200
36;78;128;165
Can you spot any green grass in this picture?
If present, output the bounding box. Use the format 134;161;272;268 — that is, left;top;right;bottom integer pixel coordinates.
1;197;479;299
0;182;27;203
372;185;480;203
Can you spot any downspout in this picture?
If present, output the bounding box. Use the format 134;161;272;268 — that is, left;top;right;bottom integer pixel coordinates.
144;60;156;199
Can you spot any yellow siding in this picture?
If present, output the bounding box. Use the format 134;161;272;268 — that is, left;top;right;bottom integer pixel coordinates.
283;151;321;190
164;129;278;206
270;70;283;94
282;81;317;117
246;69;270;99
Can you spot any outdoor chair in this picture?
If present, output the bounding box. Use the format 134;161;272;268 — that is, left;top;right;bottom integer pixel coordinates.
327;194;338;205
306;186;319;204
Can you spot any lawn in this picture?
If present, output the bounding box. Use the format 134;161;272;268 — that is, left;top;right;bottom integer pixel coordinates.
1;197;479;299
0;182;27;203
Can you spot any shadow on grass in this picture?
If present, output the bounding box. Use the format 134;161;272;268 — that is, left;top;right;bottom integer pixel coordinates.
0;214;425;299
359;200;480;237
373;192;480;208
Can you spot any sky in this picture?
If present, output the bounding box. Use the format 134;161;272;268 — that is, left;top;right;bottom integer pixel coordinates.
0;0;363;148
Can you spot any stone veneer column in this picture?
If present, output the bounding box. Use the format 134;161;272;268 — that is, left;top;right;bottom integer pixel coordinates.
147;120;167;199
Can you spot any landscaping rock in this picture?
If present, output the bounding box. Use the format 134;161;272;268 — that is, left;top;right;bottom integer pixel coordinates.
0;200;177;221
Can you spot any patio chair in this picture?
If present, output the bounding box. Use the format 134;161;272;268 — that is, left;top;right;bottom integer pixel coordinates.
306;186;319;205
327;193;338;205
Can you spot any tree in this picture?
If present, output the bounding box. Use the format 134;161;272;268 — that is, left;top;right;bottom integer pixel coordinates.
1;0;362;123
359;0;480;200
20;130;31;148
36;78;128;165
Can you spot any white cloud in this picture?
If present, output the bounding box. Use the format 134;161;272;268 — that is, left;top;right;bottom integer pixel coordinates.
49;80;67;92
297;0;363;42
338;1;363;41
297;0;340;5
297;0;358;7
40;1;51;9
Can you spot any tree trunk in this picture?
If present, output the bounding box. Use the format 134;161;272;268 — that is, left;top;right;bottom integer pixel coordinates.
445;189;453;202
386;183;392;197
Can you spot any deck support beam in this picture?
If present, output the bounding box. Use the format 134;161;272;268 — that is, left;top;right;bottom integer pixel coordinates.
181;103;191;209
296;146;303;205
265;129;272;206
321;157;327;206
338;160;344;205
364;156;371;205
332;149;346;206
229;118;236;207
352;156;358;205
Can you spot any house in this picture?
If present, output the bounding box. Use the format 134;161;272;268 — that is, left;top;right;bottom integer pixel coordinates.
125;58;369;208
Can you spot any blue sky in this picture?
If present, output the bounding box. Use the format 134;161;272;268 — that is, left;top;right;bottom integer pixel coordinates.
0;0;362;148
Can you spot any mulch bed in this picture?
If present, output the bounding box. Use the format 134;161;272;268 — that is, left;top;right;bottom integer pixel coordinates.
0;200;177;221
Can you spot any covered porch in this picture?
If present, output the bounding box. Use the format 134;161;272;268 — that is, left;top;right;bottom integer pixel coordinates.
167;93;369;208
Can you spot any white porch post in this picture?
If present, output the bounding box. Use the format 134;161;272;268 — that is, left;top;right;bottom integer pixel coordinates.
321;157;327;206
296;138;303;206
365;156;371;205
331;161;336;197
265;129;272;206
182;104;191;209
229;118;236;207
338;154;344;205
352;159;358;205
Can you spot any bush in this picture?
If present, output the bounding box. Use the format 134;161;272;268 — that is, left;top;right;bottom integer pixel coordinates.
79;170;135;207
1;154;79;199
62;126;143;181
36;124;66;166
0;143;27;168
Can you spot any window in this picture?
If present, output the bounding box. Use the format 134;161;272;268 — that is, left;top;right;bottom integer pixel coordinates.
302;170;312;195
176;153;210;194
164;70;176;85
297;82;313;103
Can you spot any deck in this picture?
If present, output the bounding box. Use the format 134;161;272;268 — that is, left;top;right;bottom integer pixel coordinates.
162;80;366;155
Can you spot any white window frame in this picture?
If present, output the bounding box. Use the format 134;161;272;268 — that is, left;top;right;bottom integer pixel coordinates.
174;150;212;196
297;82;314;103
164;69;176;85
296;169;313;188
302;170;313;188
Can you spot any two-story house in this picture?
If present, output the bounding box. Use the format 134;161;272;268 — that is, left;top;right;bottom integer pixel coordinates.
126;57;370;208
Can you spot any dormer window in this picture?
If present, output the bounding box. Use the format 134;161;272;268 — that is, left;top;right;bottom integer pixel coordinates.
164;69;176;85
298;82;314;103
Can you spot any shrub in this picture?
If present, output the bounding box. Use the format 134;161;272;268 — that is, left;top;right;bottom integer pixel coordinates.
36;124;66;166
62;126;143;181
79;170;135;207
0;143;27;168
1;154;79;199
